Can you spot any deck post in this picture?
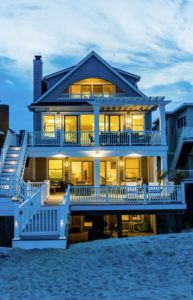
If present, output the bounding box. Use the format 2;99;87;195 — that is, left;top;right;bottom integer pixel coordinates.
105;185;109;203
93;105;100;146
13;204;20;240
94;157;100;186
117;213;122;238
161;155;168;183
60;130;64;146
181;183;185;203
143;184;147;204
159;104;166;145
59;204;65;239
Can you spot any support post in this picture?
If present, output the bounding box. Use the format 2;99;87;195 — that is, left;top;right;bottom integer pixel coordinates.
181;182;185;204
13;204;20;240
59;204;65;239
117;213;122;238
94;105;100;146
60;130;64;146
143;184;147;204
161;155;168;183
94;157;100;186
159;104;166;145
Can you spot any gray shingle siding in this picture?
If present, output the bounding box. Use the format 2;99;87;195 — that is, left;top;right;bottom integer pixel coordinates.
41;56;143;102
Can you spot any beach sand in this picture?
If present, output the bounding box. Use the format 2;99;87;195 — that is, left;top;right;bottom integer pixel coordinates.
0;232;192;300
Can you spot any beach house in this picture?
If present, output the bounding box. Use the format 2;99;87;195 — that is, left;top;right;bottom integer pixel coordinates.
0;52;186;248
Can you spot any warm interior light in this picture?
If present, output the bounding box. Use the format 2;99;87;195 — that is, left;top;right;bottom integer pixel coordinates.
95;150;101;157
128;153;142;157
53;154;66;158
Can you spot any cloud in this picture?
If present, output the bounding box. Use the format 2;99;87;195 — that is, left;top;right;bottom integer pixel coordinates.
0;0;193;108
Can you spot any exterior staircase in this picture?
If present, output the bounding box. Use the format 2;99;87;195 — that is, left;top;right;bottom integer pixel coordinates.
12;187;70;249
170;127;193;170
0;131;27;199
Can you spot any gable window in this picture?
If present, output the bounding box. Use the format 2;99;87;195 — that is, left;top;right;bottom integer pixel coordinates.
43;114;55;137
124;158;140;180
69;78;118;98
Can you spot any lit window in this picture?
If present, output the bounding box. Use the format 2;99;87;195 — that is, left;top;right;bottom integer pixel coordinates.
131;114;144;131
71;161;93;185
43;114;55;137
48;160;63;179
125;158;140;179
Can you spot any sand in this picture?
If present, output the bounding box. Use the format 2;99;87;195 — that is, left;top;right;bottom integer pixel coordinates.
0;232;192;300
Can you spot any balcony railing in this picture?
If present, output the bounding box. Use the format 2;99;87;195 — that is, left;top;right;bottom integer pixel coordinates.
60;93;127;99
172;170;193;180
70;185;185;207
28;130;161;147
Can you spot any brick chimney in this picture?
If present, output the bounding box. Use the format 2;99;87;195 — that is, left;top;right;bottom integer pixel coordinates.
33;55;43;102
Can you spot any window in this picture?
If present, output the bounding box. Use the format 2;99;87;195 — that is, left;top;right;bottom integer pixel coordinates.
102;114;124;131
71;85;81;96
80;115;94;131
82;85;91;97
93;85;103;96
71;161;93;185
124;158;140;179
69;78;118;98
64;116;78;143
177;116;186;129
100;161;117;185
43;114;55;137
48;160;63;179
131;114;144;131
103;84;114;97
99;115;105;132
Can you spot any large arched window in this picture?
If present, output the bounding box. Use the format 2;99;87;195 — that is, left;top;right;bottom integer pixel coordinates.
67;78;122;98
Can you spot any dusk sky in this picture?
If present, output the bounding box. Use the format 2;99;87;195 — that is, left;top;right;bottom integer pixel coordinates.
0;0;193;131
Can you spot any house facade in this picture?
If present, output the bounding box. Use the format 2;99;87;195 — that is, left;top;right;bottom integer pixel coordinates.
0;52;186;248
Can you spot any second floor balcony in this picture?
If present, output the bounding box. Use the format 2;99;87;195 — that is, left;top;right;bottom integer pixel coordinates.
28;130;162;147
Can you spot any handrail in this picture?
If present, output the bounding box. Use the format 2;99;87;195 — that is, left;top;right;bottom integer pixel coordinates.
0;130;18;174
59;185;70;239
15;130;28;178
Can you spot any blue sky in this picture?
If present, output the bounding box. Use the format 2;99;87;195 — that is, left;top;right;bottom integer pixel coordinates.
0;0;193;131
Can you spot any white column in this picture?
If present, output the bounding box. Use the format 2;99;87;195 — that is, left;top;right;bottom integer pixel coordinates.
94;105;100;146
159;104;166;145
94;157;100;186
161;155;168;183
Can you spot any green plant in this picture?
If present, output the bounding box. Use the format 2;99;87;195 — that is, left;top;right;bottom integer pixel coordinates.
171;170;185;185
157;170;168;185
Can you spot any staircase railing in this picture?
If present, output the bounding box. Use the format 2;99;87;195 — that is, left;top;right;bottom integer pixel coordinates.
0;130;18;174
13;185;71;240
15;130;28;179
171;127;193;170
14;189;41;239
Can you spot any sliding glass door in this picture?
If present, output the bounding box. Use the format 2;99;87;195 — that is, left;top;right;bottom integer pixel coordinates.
100;161;117;185
64;116;78;144
71;161;93;185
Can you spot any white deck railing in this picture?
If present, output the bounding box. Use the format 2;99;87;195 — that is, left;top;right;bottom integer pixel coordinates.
28;130;161;146
13;186;70;240
70;185;184;205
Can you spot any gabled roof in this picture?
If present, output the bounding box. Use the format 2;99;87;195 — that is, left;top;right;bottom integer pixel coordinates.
43;65;75;80
113;67;140;81
34;51;146;104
